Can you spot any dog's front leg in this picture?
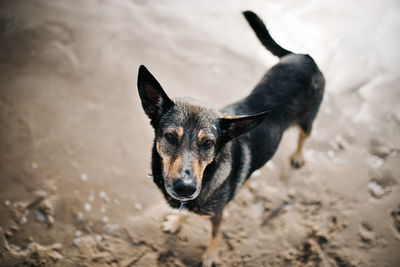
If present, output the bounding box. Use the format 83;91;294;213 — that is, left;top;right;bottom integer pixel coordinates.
202;213;222;267
162;213;187;233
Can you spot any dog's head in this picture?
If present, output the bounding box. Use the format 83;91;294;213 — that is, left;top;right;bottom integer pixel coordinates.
138;65;268;202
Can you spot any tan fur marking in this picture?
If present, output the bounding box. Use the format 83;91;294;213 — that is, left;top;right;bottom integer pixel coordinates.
193;159;207;184
202;215;223;266
157;137;185;181
290;127;307;168
175;127;183;142
295;127;307;155
197;129;207;142
157;141;173;179
168;156;183;181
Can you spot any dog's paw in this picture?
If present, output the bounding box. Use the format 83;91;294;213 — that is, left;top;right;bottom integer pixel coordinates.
202;247;218;267
162;214;183;234
290;153;305;169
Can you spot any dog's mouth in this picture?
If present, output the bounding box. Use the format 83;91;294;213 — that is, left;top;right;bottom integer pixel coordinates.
165;185;201;202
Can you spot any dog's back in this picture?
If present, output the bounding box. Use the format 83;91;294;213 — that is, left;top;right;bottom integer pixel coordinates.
222;11;325;174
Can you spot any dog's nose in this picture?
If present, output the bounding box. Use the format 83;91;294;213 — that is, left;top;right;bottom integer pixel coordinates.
172;177;197;198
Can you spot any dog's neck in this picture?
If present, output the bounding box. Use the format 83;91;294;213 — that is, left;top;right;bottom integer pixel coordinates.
198;142;233;202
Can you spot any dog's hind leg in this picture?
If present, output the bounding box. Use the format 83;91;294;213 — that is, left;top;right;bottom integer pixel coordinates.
202;214;223;267
290;126;307;169
162;213;187;234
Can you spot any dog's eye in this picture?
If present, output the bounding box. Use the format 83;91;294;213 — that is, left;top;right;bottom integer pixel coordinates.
202;139;214;149
164;133;177;144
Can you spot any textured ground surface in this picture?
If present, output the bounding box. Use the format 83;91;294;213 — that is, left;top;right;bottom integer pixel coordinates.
1;0;400;266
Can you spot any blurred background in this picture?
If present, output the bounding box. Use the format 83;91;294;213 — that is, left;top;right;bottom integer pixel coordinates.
0;0;399;266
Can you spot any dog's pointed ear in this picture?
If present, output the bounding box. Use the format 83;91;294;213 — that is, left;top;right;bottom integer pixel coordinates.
220;111;269;142
137;65;174;126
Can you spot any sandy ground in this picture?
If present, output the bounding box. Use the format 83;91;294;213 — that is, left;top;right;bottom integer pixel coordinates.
1;0;400;266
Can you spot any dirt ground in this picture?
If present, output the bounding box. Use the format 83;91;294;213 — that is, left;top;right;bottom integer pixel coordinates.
1;0;400;266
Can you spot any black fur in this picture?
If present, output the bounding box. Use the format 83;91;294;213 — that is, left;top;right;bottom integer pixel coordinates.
138;11;325;218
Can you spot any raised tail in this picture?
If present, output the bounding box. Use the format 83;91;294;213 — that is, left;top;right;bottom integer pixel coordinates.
243;10;292;58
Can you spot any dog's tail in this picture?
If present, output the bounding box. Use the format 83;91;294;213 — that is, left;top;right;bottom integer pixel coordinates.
243;10;292;58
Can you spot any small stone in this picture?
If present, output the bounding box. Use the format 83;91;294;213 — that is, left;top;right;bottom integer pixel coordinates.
102;216;109;223
84;203;91;212
34;210;46;223
80;173;88;181
99;191;110;202
368;180;386;198
100;207;106;213
134;203;142;210
75;230;82;237
266;161;275;170
73;238;81;247
95;234;102;242
77;212;84;221
88;195;94;202
369;156;384;169
20;210;29;225
4;200;10;207
32;162;38;169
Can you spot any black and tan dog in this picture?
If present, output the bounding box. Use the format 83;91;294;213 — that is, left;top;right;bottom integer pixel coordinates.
137;11;324;266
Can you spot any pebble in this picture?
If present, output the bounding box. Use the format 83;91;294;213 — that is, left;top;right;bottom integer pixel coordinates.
368;180;385;198
80;173;88;181
32;162;38;169
34;210;46;223
77;212;84;221
88;195;94;202
95;234;102;242
84;203;91;212
134;203;142;210
99;191;106;198
20;210;29;225
73;238;81;247
99;191;110;202
75;230;82;237
266;161;275;170
369;155;384;169
4;200;11;207
102;216;109;223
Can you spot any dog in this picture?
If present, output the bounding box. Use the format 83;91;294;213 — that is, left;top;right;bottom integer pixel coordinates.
137;10;324;266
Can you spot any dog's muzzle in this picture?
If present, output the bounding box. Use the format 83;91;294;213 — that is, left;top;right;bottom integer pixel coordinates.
165;177;200;201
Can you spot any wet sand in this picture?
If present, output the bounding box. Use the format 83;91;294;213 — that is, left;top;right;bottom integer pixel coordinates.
1;0;399;266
